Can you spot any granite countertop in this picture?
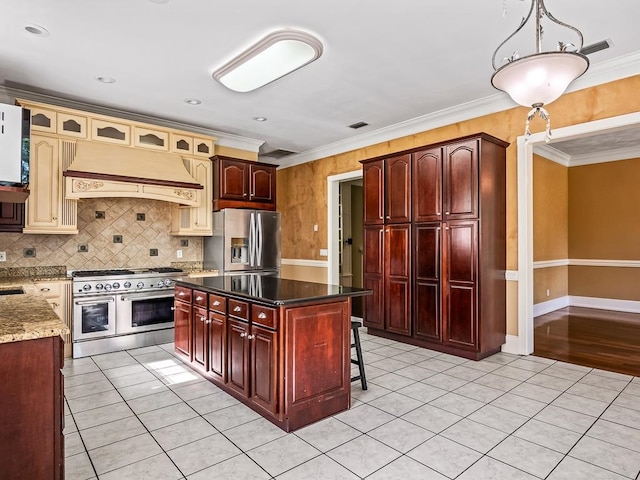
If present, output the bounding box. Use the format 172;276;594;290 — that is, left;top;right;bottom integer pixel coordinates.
0;279;70;344
177;274;371;306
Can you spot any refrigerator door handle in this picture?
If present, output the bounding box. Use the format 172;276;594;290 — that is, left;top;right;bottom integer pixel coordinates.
256;212;263;267
249;212;256;267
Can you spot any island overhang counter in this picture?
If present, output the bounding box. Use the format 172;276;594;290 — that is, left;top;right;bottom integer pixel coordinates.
173;275;371;432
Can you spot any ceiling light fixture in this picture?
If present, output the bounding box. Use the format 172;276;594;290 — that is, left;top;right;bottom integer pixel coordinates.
96;76;116;84
24;24;49;36
184;98;201;105
253;116;267;122
491;0;589;141
212;29;323;93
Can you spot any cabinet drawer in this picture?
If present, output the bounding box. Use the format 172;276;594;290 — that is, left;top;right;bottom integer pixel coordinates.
209;294;227;313
175;286;192;303
252;305;277;329
193;290;207;308
228;299;249;320
34;281;62;299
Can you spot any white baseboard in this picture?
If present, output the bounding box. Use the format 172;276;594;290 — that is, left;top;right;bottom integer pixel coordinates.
534;295;640;316
569;295;640;314
501;335;522;355
533;296;570;318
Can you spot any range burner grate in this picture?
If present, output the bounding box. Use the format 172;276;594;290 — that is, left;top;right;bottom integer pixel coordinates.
71;269;136;278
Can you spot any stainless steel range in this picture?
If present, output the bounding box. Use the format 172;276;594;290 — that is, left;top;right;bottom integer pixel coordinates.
71;267;183;358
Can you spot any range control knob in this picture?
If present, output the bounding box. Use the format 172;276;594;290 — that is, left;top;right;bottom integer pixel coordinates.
157;281;164;288
82;284;91;291
137;281;145;289
124;281;131;288
95;283;104;291
104;284;112;291
113;282;120;290
164;279;173;287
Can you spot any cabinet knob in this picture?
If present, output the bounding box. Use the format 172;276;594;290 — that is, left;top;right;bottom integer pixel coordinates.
247;334;255;340
445;211;450;215
178;291;186;296
240;332;247;338
196;296;203;301
52;217;58;220
40;287;50;292
213;300;220;306
170;306;175;311
234;306;242;312
258;312;267;319
205;319;211;324
386;216;390;219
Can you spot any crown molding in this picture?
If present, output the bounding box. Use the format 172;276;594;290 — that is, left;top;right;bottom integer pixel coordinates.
0;86;264;153
279;52;640;169
569;145;640;166
533;145;571;166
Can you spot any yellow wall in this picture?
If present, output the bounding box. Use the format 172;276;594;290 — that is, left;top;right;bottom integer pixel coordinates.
281;264;328;283
277;75;640;334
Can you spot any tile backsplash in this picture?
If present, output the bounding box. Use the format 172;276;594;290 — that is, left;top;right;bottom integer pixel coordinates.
0;198;202;270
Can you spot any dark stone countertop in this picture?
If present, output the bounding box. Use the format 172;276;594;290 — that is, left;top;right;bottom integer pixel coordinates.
176;274;371;306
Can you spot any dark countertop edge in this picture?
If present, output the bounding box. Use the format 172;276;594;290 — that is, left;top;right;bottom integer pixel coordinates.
175;278;371;306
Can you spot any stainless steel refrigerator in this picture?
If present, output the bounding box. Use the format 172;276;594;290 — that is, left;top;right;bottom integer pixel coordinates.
203;209;281;275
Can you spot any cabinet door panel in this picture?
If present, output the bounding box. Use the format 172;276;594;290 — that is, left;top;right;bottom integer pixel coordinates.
444;140;478;220
414;224;441;341
249;164;275;203
27;136;59;228
444;221;478;349
250;325;277;414
227;319;249;397
384;225;411;336
208;311;226;382
220;159;248;200
413;148;442;222
363;226;384;329
363;160;383;224
192;306;208;369
174;300;192;359
386;154;411;223
0;202;24;232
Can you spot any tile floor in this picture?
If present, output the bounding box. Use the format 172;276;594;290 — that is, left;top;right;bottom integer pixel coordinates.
63;331;640;479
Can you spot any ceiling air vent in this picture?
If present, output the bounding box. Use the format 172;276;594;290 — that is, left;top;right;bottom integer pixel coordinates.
262;148;298;159
582;39;612;56
348;121;369;129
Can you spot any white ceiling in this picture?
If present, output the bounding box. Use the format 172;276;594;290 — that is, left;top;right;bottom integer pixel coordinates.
2;0;640;165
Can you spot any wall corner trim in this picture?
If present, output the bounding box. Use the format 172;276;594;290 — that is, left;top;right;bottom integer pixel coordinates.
281;258;329;268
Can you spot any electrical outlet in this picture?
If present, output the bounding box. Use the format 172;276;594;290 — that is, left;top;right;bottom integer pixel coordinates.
0;251;6;262
150;248;158;257
113;235;123;244
546;289;550;297
319;248;328;256
78;244;89;253
136;213;146;221
95;211;105;219
23;248;36;258
176;250;183;259
180;239;189;247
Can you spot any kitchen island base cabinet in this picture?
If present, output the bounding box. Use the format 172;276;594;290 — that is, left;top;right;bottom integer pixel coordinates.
174;281;357;432
0;336;64;480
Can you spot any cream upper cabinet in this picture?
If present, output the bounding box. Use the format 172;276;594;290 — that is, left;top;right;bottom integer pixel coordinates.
170;133;194;155
29;107;57;134
24;135;78;234
192;137;214;158
171;157;213;236
57;112;87;138
90;119;131;145
134;126;169;151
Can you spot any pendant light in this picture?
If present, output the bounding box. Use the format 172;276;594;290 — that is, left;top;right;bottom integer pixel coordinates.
491;0;589;141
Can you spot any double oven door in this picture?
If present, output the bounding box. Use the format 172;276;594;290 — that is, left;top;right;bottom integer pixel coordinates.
116;291;175;334
73;290;175;341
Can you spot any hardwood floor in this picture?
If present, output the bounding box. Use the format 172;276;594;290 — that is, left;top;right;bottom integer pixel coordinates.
534;306;640;377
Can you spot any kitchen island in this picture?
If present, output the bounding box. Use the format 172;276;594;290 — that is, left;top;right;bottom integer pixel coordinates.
0;281;69;479
173;275;371;432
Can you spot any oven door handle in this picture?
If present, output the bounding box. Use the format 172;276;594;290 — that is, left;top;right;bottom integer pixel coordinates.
119;293;173;302
75;298;115;306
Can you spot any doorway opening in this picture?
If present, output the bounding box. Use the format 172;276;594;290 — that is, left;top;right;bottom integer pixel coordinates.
327;170;363;318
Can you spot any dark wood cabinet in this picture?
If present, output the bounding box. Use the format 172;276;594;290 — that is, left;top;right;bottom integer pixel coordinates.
0;202;25;232
175;283;353;431
362;133;507;360
0;336;64;480
174;290;192;360
363;160;384;225
213;156;277;211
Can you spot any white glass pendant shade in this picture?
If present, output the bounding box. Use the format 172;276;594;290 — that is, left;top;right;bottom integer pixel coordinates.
491;51;589;107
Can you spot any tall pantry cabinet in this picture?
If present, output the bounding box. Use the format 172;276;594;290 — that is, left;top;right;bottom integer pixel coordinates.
361;133;508;360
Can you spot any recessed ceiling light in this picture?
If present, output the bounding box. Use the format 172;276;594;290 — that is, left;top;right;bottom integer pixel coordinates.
24;24;49;36
148;0;169;3
253;116;267;122
96;76;116;84
184;98;202;105
212;29;323;93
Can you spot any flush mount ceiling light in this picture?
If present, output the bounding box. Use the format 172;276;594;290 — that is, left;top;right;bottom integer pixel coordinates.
184;98;201;105
96;76;116;84
491;0;589;141
253;116;267;122
212;29;323;93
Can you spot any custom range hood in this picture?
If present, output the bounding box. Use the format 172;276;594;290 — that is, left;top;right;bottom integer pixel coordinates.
63;140;203;206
